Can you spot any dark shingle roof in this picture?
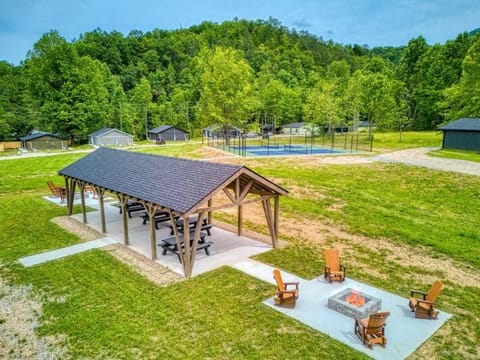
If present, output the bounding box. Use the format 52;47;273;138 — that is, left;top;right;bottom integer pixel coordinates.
439;118;480;131
148;125;188;134
89;128;132;137
59;148;285;213
20;132;62;141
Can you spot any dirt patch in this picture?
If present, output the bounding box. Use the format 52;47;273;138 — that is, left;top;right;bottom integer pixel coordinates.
51;216;104;242
103;244;182;286
0;276;69;359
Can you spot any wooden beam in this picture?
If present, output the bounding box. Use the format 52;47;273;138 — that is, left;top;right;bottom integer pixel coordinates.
146;204;157;260
262;198;276;248
183;217;191;277
97;187;106;233
235;178;240;201
238;180;254;202
237;205;243;236
64;177;71;215
188;212;205;272
195;194;274;213
118;194;129;245
67;178;75;216
207;199;213;225
222;188;236;203
79;182;87;224
168;210;187;273
273;195;279;248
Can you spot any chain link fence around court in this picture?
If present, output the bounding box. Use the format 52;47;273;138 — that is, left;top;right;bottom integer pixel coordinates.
204;132;374;157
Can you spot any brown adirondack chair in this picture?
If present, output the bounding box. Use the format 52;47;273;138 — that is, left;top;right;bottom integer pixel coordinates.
47;181;67;203
409;280;443;319
324;248;346;282
273;269;299;308
354;311;390;348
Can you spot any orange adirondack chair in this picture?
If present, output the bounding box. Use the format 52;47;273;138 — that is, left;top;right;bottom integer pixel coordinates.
47;181;67;203
273;269;299;308
324;248;346;282
354;312;390;348
409;280;443;319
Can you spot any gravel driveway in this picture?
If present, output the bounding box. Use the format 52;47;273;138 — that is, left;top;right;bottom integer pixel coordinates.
373;147;480;176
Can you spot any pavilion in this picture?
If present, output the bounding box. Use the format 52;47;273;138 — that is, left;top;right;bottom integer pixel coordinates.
58;148;287;277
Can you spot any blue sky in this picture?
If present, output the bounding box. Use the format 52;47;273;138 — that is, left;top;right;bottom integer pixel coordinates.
1;0;479;65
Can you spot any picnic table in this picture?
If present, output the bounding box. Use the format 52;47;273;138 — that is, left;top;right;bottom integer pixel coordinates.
168;217;213;236
114;201;145;218
158;231;212;262
141;211;178;229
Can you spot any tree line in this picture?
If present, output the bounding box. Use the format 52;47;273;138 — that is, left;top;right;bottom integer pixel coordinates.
0;18;479;142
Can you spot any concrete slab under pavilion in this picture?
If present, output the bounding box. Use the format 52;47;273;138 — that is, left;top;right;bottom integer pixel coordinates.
70;198;272;277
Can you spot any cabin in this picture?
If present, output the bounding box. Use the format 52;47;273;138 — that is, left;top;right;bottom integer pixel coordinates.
19;132;66;151
439;118;480;151
148;125;188;142
88;128;133;147
202;125;241;139
281;122;309;135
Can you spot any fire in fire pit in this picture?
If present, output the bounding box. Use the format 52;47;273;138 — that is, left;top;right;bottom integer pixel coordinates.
345;290;365;307
328;288;381;319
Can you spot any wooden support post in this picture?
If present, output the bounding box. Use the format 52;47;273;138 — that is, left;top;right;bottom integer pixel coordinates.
262;198;276;248
168;211;185;269
79;182;87;224
183;217;191;277
189;212;205;272
119;194;129;245
67;178;75;216
207;199;213;225
146;205;157;260
64;177;70;214
97;187;106;233
237;205;243;236
273;195;279;248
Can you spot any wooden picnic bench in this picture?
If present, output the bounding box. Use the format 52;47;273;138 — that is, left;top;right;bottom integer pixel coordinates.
168;217;213;236
158;232;212;262
141;211;178;229
116;201;145;218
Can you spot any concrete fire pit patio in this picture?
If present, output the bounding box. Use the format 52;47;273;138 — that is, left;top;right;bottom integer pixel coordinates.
262;273;451;360
328;288;382;319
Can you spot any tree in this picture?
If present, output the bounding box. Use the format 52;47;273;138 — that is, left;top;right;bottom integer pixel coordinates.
442;35;480;120
346;69;398;137
398;36;428;128
197;47;258;142
25;31;114;141
304;80;343;133
129;77;152;139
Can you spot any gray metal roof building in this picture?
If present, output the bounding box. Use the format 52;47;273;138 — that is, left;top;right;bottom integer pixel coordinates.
439;118;480;151
148;125;188;141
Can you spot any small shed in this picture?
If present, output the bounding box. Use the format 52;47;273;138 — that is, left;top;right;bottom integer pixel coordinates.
148;125;188;142
88;128;133;147
439;118;480;151
281;122;308;135
19;132;65;151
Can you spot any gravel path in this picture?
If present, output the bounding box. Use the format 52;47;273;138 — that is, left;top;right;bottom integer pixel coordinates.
372;147;480;176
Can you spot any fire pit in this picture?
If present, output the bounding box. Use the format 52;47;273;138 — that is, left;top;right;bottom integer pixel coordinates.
328;288;382;319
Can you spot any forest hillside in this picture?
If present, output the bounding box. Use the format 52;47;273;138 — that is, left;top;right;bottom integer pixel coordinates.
0;18;479;141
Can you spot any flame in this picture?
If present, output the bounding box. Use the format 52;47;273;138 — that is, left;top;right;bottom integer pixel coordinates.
345;290;366;307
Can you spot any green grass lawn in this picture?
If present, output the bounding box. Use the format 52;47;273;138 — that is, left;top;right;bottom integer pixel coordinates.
1;138;479;358
430;148;480;163
373;131;443;150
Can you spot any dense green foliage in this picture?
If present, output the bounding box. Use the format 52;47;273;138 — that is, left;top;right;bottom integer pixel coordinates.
1;18;480;142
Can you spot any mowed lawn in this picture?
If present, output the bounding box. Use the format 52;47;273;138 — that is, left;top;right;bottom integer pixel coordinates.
1;140;479;359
